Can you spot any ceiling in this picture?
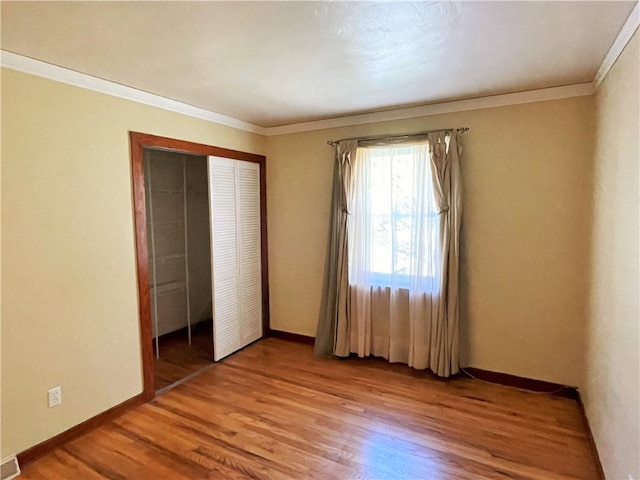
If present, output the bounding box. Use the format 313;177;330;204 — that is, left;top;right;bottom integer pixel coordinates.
1;1;636;128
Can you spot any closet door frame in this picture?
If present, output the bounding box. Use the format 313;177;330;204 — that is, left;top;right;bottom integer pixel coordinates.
129;131;270;400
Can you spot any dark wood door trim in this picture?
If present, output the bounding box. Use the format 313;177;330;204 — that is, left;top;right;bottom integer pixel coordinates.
129;132;270;400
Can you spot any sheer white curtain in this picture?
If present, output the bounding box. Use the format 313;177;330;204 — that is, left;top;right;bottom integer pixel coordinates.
346;134;461;376
349;142;440;291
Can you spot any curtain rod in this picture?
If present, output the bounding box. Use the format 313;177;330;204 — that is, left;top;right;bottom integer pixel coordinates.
326;127;469;147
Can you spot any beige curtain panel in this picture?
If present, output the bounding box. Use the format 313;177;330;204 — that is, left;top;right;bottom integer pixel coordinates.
314;140;357;358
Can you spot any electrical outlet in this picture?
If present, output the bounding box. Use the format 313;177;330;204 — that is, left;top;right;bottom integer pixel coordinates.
48;386;62;408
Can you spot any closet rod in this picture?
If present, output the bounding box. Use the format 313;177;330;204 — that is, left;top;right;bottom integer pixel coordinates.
326;127;469;147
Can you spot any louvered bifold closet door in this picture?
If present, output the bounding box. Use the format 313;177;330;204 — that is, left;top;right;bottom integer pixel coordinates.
208;156;262;361
237;162;262;345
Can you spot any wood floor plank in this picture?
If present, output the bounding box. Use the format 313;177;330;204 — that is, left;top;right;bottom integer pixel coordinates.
19;338;600;479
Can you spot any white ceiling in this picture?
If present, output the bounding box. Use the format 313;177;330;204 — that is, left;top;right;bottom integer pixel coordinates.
1;1;636;128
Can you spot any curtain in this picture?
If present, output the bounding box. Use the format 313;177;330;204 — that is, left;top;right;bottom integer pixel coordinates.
428;131;462;377
314;140;357;357
348;141;439;364
315;132;462;377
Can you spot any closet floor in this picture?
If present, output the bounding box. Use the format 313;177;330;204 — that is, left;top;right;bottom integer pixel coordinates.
153;321;214;391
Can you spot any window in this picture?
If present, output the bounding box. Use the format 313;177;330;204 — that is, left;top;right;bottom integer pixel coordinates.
348;142;441;290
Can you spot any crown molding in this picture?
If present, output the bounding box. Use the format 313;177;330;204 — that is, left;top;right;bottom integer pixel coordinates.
594;1;639;88
1;43;615;138
263;83;595;136
0;50;267;135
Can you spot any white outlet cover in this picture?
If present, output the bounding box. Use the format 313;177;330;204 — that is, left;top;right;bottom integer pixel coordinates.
48;386;62;407
1;456;21;480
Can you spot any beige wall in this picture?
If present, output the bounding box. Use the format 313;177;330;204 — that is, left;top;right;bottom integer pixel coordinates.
0;68;264;456
586;31;639;480
266;95;595;387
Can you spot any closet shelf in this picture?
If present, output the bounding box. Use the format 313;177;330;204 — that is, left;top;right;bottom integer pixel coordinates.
150;280;186;295
150;188;184;194
149;253;185;264
146;220;184;226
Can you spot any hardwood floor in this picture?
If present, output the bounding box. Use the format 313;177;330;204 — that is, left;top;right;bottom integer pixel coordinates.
20;338;600;479
153;321;214;391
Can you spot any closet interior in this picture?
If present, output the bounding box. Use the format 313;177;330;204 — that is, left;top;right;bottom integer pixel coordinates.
144;149;213;391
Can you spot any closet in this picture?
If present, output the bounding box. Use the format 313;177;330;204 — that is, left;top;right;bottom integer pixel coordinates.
143;148;263;390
